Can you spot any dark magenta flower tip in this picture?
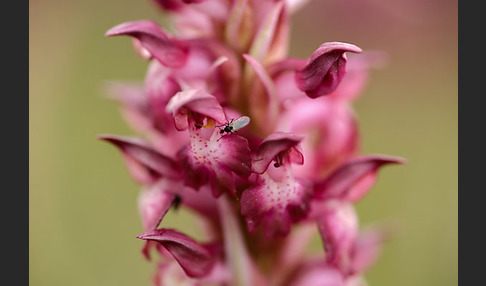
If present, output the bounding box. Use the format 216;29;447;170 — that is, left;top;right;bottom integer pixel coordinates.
314;154;406;202
151;0;206;11
137;229;216;278
252;132;304;174
295;42;362;98
98;135;182;183
105;20;189;67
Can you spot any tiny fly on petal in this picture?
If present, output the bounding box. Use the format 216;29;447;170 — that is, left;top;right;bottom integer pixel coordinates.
216;116;250;141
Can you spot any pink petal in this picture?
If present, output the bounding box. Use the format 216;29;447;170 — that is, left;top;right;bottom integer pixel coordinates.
178;125;252;196
153;259;230;286
295;42;362;98
105;20;188;67
252;132;304;174
137;229;217;278
131;38;153;60
98;135;183;184
225;0;251;52
274;70;306;101
327;51;389;102
165;89;227;130
288;258;345;286
313;155;406;202
197;39;243;105
141;240;162;261
184;0;228;21
248;0;285;63
152;260;200;286
176;183;220;221
264;58;307;102
241;164;310;237
344;276;368;286
144;61;182;133
243;53;277;98
141;179;220;226
168;44;219;81
349;228;385;275
316;201;358;273
284;98;360;179
192;125;252;178
209;162;237;197
266;3;289;64
104;80;187;148
138;186;177;231
243;54;280;129
164;38;243;105
267;57;306;76
169;7;215;39
290;267;344;286
139;197;185;261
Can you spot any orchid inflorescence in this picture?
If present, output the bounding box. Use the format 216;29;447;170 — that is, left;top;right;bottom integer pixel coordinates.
100;0;405;285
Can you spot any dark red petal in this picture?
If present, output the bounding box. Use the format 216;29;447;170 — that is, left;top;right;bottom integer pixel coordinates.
295;42;362;98
151;0;206;11
181;0;206;3
314;155;406;202
98;135;182;182
137;229;216;278
151;0;184;11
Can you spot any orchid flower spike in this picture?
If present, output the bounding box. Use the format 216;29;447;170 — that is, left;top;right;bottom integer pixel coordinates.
101;1;405;285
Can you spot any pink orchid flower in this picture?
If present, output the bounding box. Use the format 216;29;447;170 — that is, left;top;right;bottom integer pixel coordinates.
100;0;405;285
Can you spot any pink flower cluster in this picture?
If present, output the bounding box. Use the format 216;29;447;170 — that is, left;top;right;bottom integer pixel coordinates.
100;0;405;285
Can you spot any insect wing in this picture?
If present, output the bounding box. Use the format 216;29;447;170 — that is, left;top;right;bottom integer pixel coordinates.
230;116;250;131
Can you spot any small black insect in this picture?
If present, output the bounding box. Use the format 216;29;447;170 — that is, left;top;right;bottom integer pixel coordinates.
215;116;250;141
171;194;182;211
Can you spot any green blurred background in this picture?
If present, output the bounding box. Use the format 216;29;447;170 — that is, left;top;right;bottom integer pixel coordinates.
30;0;457;285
